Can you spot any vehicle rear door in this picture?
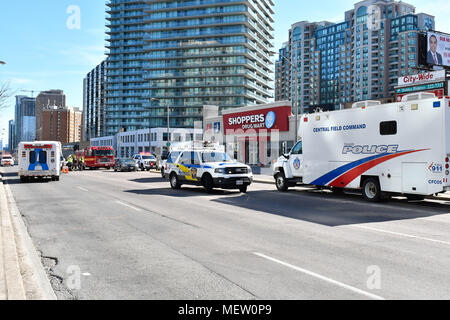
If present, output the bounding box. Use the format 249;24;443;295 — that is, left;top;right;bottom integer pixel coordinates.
29;149;49;171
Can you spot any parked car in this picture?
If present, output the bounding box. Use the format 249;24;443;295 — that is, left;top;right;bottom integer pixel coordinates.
114;159;138;172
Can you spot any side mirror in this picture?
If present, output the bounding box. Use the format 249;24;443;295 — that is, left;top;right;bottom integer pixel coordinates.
283;154;290;160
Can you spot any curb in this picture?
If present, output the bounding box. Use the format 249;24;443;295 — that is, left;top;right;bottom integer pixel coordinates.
253;178;275;185
0;173;26;300
0;170;57;300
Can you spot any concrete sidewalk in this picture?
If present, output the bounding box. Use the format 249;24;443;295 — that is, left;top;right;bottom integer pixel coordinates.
0;169;56;300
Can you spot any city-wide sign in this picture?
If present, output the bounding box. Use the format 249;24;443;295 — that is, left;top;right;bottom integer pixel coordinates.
398;70;446;87
223;106;291;134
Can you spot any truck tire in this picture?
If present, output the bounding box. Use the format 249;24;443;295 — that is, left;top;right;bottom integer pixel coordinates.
20;176;27;183
54;176;60;182
239;186;248;193
170;173;181;190
275;172;289;192
202;174;214;193
362;178;382;202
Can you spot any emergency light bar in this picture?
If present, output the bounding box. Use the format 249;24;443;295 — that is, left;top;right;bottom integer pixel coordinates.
24;144;53;149
169;141;225;152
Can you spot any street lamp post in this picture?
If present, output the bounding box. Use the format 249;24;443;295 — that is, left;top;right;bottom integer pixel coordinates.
272;51;299;143
150;97;170;154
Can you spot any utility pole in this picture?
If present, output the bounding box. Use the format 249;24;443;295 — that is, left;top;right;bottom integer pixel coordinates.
150;97;170;153
273;51;300;142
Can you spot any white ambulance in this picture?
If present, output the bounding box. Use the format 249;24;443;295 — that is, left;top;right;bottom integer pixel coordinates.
273;93;450;201
18;141;62;182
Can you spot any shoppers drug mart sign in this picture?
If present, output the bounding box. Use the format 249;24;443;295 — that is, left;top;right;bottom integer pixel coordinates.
223;106;291;134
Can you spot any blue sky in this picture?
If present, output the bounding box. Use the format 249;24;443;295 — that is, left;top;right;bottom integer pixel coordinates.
1;0;450;146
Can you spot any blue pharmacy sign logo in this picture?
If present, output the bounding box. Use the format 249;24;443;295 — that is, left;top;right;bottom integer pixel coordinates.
214;122;221;133
293;158;301;170
265;111;276;129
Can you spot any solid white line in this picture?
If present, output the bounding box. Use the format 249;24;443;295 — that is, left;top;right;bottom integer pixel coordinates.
253;252;385;300
353;225;450;246
116;200;141;212
77;186;89;192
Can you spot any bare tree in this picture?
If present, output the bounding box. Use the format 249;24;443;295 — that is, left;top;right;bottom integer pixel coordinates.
0;81;11;111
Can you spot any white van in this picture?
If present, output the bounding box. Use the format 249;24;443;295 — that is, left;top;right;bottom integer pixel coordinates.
18;141;62;182
273;94;450;201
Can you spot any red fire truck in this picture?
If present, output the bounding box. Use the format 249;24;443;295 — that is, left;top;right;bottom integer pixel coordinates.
78;146;115;170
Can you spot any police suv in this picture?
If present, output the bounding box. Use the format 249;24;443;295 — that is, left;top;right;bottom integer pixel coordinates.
166;141;253;193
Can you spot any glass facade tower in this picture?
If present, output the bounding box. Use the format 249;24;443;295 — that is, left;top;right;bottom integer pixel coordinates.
105;0;274;134
105;0;147;136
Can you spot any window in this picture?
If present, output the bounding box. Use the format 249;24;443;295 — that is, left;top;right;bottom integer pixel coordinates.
291;141;303;155
193;152;201;165
30;151;36;164
38;151;47;164
166;152;180;164
380;121;397;135
179;152;193;165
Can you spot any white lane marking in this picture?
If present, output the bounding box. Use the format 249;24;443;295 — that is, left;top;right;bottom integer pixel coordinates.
253;252;385;300
116;200;141;212
82;272;91;276
352;225;450;246
77;186;89;192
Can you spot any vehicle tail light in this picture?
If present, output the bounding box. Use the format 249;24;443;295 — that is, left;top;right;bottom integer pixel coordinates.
446;156;450;175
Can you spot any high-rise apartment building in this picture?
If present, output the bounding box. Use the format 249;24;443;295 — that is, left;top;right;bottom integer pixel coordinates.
35;90;66;140
14;95;36;149
105;0;147;136
84;59;108;140
105;0;274;136
275;0;435;113
42;107;83;144
275;42;290;102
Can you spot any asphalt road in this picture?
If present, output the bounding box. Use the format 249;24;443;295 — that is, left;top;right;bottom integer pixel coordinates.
3;166;450;300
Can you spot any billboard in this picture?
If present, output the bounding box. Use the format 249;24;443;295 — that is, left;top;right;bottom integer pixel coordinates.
426;31;450;67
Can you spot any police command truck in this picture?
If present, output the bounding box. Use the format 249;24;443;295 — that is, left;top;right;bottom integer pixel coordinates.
273;93;450;201
166;141;253;193
18;141;62;182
